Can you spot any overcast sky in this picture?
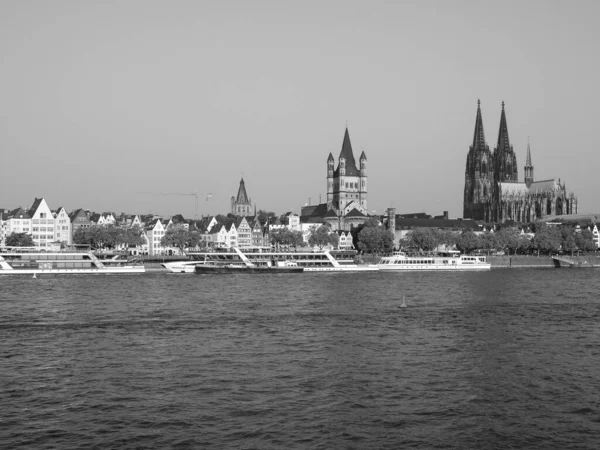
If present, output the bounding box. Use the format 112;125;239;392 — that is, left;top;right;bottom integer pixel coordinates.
1;0;598;219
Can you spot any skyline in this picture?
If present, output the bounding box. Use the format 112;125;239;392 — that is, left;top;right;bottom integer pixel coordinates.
1;1;599;218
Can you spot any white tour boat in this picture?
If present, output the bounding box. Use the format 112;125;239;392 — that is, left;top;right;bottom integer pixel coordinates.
377;251;491;271
162;247;379;273
0;248;145;275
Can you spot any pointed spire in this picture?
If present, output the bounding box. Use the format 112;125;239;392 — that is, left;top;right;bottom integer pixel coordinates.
526;137;532;166
497;101;511;151
472;99;486;150
236;178;249;203
337;127;359;175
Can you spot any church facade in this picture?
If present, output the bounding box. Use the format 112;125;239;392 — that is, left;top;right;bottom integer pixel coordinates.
463;100;577;223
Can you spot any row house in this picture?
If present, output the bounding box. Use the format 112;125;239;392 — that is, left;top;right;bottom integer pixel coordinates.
29;198;56;248
335;230;354;250
1;207;31;246
592;224;599;248
235;217;252;248
54;207;73;245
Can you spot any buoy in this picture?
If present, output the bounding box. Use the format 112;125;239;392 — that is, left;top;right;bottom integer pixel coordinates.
400;294;407;308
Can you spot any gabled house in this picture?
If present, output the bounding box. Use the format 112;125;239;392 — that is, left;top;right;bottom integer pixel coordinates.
145;219;167;256
29;198;55;248
54;207;72;245
69;209;93;232
235;217;252;248
336;230;354;250
592;224;599;248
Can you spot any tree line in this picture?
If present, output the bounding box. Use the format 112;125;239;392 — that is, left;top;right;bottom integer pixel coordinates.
400;224;596;256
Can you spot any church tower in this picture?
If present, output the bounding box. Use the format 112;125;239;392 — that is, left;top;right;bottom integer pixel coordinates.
494;102;518;183
231;178;252;216
463;100;494;221
524;139;534;188
326;128;368;214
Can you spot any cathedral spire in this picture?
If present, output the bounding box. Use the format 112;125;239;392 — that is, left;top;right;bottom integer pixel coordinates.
526;137;532;166
472;99;486;150
496;101;511;151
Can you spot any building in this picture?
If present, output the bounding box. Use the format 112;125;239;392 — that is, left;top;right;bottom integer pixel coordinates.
231;178;253;216
327;128;368;215
69;209;93;232
463;100;577;223
301;128;370;231
29;198;56;248
54;207;72;245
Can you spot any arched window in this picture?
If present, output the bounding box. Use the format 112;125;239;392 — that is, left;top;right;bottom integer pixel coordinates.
482;162;487;175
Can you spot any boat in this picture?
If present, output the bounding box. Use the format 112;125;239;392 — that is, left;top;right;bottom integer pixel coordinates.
377;251;491;271
0;247;145;275
195;259;304;274
163;247;379;273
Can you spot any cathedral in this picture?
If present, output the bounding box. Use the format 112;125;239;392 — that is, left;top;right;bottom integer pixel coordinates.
463;100;577;223
231;178;253;216
326;128;368;215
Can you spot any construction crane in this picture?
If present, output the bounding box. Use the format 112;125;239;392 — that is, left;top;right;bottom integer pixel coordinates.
137;190;212;220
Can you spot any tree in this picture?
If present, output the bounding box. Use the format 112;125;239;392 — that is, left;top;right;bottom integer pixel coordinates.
73;225;117;250
575;229;596;254
6;232;34;247
560;227;578;256
403;228;440;253
118;225;146;248
479;232;497;255
357;224;394;254
308;225;337;250
161;225;199;254
532;225;562;255
257;210;276;226
289;230;306;250
496;227;521;255
455;230;479;254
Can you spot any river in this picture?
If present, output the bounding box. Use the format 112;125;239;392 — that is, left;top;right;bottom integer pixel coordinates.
1;269;600;449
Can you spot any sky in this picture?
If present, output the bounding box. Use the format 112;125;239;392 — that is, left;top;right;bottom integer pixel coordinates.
1;0;599;219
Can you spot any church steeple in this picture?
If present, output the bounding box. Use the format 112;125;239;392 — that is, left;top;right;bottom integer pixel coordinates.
337;128;359;176
524;138;534;188
496;101;511;152
472;99;486;150
494;101;518;182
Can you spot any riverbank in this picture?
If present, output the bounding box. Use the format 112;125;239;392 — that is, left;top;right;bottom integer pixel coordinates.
489;254;600;268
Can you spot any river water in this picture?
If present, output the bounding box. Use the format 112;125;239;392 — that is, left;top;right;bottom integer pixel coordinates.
1;269;600;449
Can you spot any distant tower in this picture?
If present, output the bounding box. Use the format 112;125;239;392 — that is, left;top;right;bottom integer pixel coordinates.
231;178;252;216
326;128;368;214
326;153;334;205
524;138;534;188
463;99;494;221
494;101;518;183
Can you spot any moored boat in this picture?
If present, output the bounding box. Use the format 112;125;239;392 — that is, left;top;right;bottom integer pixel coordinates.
377;251;491;271
164;247;379;273
0;247;145;275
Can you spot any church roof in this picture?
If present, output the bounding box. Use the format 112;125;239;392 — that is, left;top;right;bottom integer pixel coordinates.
323;209;338;218
498;182;529;197
528;178;563;194
345;208;366;218
472;99;487;150
235;178;250;204
335;128;360;176
496;101;511;152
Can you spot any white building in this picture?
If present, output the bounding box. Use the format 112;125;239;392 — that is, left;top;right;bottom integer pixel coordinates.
54;207;72;246
29;198;55;248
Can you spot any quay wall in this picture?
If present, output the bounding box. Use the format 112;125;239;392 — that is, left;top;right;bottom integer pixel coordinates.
489;255;600;268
